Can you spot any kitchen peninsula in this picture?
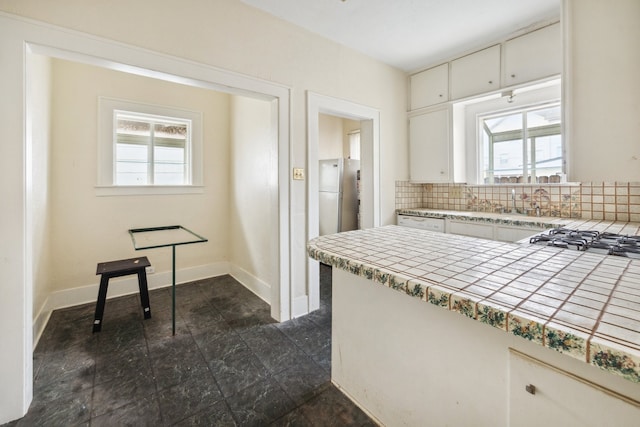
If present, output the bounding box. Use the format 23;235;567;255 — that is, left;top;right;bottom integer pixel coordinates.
308;223;640;426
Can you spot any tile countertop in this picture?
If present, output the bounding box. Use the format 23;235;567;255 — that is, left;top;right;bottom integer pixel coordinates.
307;223;640;383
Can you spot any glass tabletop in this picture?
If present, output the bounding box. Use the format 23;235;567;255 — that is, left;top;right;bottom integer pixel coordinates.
128;225;208;250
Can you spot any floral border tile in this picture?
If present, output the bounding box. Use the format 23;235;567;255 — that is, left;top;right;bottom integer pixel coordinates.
389;274;408;292
508;311;545;345
450;291;480;319
406;279;428;300
427;285;451;309
589;338;640;383
543;322;588;360
477;301;508;330
373;268;392;287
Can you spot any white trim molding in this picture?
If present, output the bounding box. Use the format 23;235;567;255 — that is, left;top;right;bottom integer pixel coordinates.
306;92;381;313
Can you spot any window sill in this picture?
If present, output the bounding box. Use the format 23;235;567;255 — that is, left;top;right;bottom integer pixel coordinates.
95;185;205;196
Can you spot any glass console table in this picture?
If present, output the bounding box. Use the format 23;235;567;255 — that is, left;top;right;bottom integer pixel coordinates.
128;225;208;335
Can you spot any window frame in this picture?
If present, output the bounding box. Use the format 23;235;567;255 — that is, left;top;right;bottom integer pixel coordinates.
97;97;203;196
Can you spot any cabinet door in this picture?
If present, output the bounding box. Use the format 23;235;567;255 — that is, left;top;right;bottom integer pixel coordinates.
409;63;449;110
494;225;544;242
509;350;640;427
409;108;450;182
504;23;561;86
450;45;500;100
446;220;494;239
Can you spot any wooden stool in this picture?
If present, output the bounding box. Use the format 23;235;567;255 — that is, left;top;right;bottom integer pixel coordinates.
93;256;152;332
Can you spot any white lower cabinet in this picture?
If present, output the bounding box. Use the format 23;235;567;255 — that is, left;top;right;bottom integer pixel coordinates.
509;349;640;427
399;215;546;242
396;214;445;232
447;220;494;239
446;219;543;242
495;224;544;242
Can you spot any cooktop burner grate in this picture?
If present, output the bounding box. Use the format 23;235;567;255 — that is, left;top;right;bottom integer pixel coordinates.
530;228;640;258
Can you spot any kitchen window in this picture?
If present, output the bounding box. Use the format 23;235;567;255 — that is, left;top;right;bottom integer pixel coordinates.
479;103;562;184
97;97;203;195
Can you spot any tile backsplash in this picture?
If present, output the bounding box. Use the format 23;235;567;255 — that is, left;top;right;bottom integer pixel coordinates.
396;181;640;222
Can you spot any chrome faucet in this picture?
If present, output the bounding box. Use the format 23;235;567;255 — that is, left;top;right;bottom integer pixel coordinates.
511;189;517;214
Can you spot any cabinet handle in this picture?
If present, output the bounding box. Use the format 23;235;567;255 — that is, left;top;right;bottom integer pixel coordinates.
439;94;443;97
511;74;516;78
525;384;536;395
488;80;493;84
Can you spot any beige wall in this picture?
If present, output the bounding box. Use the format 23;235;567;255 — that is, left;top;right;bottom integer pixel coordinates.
229;95;277;298
319;114;361;160
49;58;231;292
565;0;640;182
318;114;343;159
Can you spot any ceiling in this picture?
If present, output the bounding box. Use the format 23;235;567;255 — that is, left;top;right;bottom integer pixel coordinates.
240;0;561;72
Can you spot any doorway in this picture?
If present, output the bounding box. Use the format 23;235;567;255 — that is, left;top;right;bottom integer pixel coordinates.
306;92;380;313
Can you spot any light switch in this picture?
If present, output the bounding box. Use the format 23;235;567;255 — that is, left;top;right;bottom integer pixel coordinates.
293;168;305;180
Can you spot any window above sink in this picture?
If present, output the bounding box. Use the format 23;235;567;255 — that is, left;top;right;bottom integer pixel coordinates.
480;103;562;185
453;78;563;185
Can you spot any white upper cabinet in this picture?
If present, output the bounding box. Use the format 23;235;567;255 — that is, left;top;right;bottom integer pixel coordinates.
409;63;449;110
450;45;501;99
503;22;562;86
409;107;451;182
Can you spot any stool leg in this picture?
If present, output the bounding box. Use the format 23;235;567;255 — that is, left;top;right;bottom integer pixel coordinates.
138;269;152;319
93;275;109;333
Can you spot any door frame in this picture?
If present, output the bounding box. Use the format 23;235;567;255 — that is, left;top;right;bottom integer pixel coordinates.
306;92;380;312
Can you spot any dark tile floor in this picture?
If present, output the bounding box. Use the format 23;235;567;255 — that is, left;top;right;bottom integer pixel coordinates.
4;264;375;426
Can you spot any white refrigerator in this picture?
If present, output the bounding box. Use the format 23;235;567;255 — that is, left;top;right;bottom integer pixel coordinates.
319;158;360;236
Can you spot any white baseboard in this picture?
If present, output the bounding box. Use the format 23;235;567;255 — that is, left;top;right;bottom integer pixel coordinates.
32;261;230;349
229;265;271;304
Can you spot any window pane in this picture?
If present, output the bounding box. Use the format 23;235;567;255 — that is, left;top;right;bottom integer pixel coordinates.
531;135;563;177
154;123;187;144
154;146;185;185
485;113;522;134
527;105;561;129
349;132;361;160
493;139;523;176
116;143;148;185
117;118;150;140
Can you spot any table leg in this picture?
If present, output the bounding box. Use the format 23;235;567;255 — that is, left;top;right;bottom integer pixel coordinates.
172;244;176;336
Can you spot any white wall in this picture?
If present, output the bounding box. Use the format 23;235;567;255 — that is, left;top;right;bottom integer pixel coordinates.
229;95;277;302
565;0;640;182
49;59;231;292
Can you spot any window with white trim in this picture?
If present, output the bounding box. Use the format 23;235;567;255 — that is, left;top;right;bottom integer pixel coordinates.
98;97;203;195
115;111;190;185
479;103;561;184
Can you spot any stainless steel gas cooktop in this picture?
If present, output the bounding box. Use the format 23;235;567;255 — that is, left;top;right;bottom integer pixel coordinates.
530;228;640;259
